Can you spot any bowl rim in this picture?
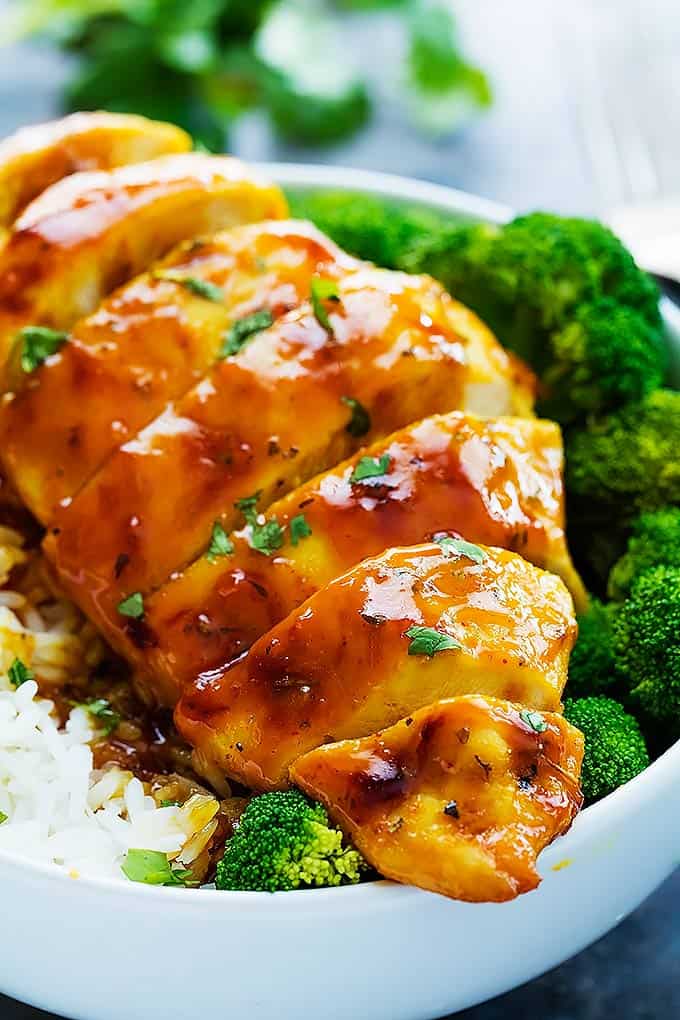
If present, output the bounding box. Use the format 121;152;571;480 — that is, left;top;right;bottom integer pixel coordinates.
1;162;678;909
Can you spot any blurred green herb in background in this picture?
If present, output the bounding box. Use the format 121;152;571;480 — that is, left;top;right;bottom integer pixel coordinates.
2;0;492;150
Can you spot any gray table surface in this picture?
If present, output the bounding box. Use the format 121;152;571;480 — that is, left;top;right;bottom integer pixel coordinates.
0;1;679;1017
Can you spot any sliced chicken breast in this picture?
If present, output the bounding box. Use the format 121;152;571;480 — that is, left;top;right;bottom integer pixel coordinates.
292;696;583;902
177;541;576;790
0;111;190;235
44;270;536;674
0;153;287;371
126;412;585;704
1;221;356;522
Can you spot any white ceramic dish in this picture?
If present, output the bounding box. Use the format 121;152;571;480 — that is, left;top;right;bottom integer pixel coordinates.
1;166;679;1020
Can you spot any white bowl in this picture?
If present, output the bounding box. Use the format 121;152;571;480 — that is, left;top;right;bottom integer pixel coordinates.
1;166;679;1020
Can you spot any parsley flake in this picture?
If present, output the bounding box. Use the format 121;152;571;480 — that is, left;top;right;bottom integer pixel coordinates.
81;699;121;737
158;272;223;302
519;709;548;733
251;518;285;557
350;453;392;484
206;520;234;563
341;396;371;437
311;277;340;332
220;309;273;358
0;811;7;825
8;658;34;688
290;513;312;546
405;625;462;658
117;592;144;619
234;491;261;523
19;326;68;373
435;536;485;564
122;849;192;887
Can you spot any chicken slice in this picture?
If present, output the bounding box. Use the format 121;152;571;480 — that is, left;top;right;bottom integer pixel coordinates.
0;112;190;236
0;153;288;371
177;542;576;790
131;412;585;702
291;696;583;902
44;270;535;678
0;221;356;522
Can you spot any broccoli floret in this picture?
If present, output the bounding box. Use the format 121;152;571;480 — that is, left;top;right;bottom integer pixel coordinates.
564;695;649;801
541;299;665;420
568;598;618;696
608;507;680;600
613;564;680;729
215;788;366;892
566;390;680;521
287;190;449;270
406;213;665;421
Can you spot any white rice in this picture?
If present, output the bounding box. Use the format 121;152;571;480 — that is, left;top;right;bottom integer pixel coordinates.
0;526;220;884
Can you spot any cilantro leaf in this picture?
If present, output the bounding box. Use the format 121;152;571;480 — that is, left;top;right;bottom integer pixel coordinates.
250;518;285;556
158;272;223;302
206;520;234;563
19;326;68;373
341;395;371;437
290;513;312;546
122;849;191;887
220;309;274;358
117;592;145;619
350;453;391;484
435;536;485;564
519;709;548;734
405;625;462;657
81;698;121;737
160;799;180;808
311;277;341;332
8;658;34;688
234;491;262;524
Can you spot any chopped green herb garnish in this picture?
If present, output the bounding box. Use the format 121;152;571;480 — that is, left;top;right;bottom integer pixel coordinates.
250;518;285;557
220;309;274;358
0;811;7;825
206;520;234;563
158;272;223;302
350;453;392;484
341;396;371;437
121;849;192;887
8;658;34;688
234;491;261;523
290;513;312;546
117;592;144;619
405;625;462;658
435;536;485;564
311;277;340;332
18;326;68;373
160;799;180;809
519;709;548;734
81;698;120;737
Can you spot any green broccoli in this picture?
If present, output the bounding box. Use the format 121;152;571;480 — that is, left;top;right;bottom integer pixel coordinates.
566;390;680;521
215;788;366;892
541;299;665;420
608;506;680;600
287;190;449;270
564;695;649;801
568;598;618;696
613;564;680;729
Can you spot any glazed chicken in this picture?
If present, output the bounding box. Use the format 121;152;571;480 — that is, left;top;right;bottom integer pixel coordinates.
0;112;190;236
43;266;534;656
102;411;584;705
0;115;587;902
0;152;287;370
1;220;357;521
292;696;584;901
177;542;576;791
